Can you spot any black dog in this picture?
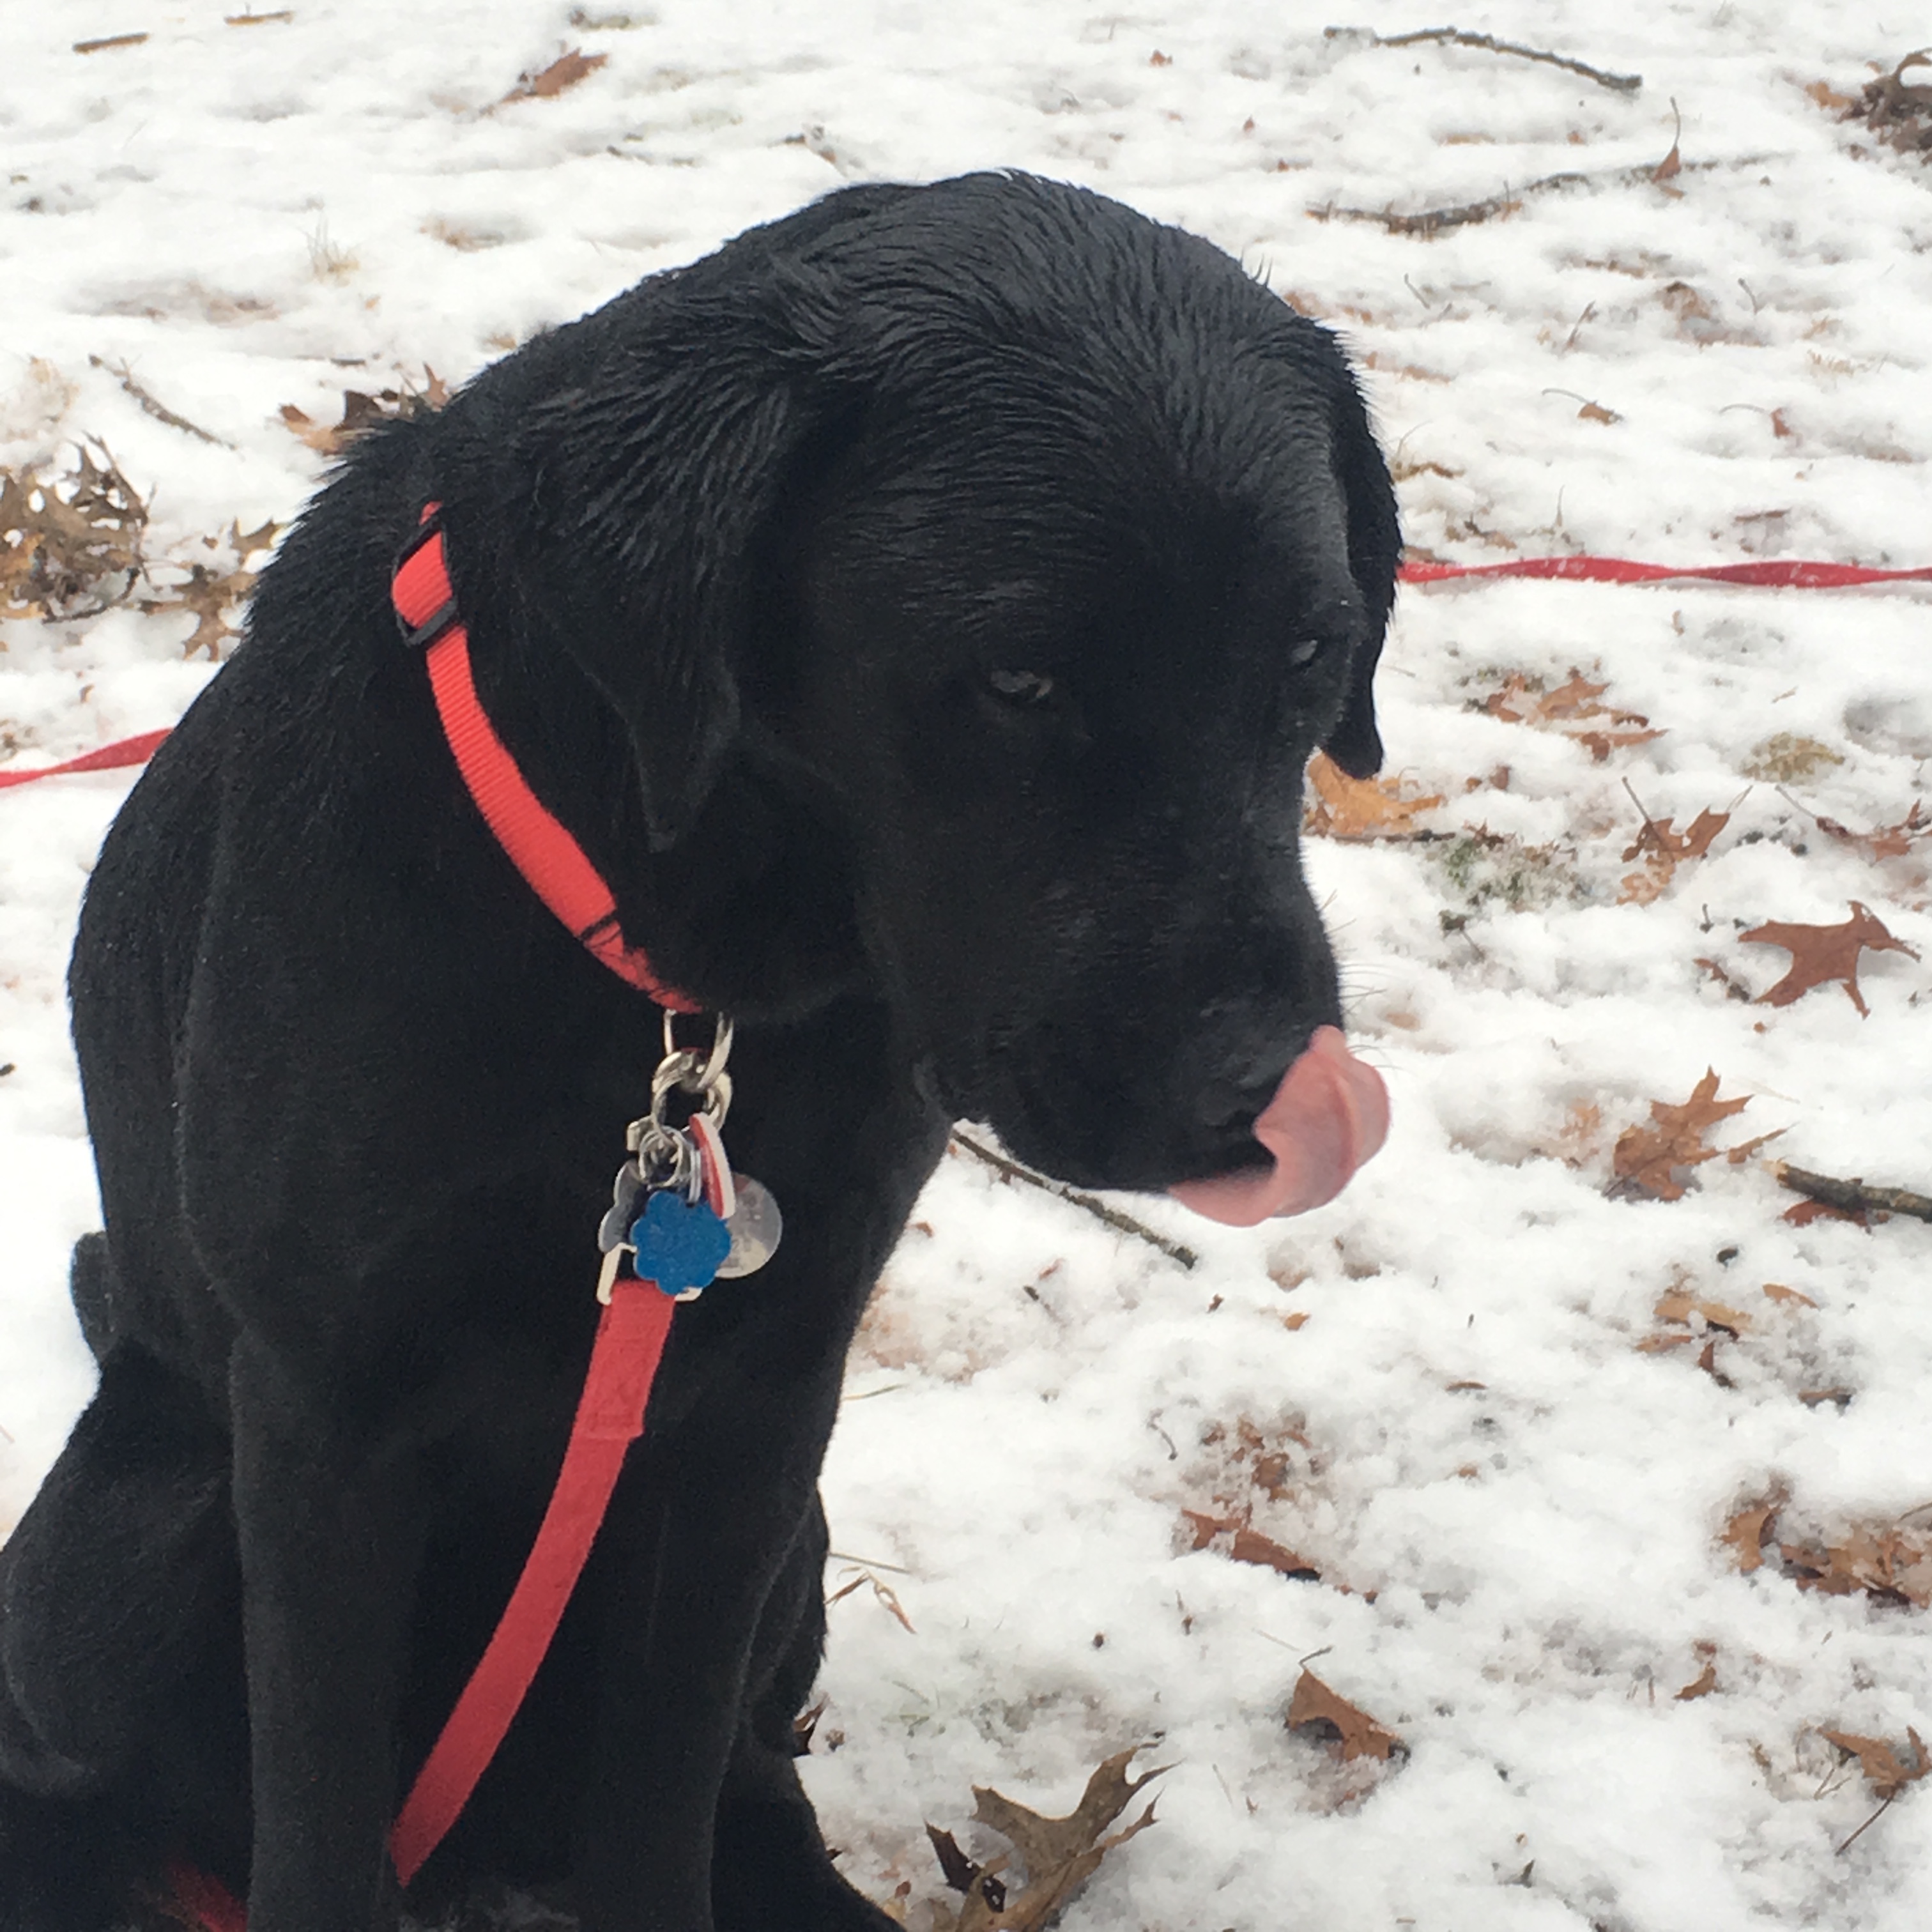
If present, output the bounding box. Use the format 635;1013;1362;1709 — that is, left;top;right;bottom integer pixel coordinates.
0;172;1396;1932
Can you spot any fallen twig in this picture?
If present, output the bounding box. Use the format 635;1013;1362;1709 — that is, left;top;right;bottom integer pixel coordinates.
1837;1793;1896;1856
1333;24;1641;95
1775;1162;1932;1224
949;1130;1198;1269
88;356;230;448
1308;157;1721;235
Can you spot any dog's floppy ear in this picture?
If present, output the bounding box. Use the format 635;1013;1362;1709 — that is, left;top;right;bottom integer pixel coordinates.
500;264;849;850
1319;360;1400;780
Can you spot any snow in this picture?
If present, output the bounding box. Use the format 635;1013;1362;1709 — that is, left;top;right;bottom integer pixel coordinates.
3;4;1929;1928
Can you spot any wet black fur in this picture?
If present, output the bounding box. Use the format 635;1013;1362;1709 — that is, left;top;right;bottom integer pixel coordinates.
0;173;1396;1932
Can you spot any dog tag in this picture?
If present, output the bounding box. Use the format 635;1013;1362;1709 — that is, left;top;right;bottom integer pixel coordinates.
716;1174;783;1279
629;1187;733;1297
597;1160;651;1254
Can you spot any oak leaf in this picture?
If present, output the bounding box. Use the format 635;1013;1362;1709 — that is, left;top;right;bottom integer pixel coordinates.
1721;1496;1782;1573
1781;1524;1932;1608
1181;1509;1321;1578
0;445;148;620
1620;808;1729;901
1809;800;1929;863
926;1747;1163;1931
1621;806;1729;866
280;376;447;456
1482;668;1661;762
1287;1669;1402;1761
137;519;280;661
1610;1069;1751;1201
1303;750;1444;839
1820;1728;1930;1800
1739;902;1919;1017
1675;1660;1717;1699
502;47;607;104
1654;1286;1751;1333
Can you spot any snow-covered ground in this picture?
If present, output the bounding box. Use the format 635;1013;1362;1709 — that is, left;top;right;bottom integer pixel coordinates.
3;5;1929;1928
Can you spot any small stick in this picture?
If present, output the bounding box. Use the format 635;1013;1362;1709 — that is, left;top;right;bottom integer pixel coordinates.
1347;25;1641;95
1310;157;1728;236
1775;1162;1932;1224
949;1130;1198;1269
88;356;230;448
1836;1793;1895;1857
1621;776;1664;845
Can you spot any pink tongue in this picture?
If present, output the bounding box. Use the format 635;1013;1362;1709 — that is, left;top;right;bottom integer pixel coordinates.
1169;1026;1389;1227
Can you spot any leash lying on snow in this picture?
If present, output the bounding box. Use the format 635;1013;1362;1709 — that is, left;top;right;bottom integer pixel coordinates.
5;553;1926;797
164;505;782;1928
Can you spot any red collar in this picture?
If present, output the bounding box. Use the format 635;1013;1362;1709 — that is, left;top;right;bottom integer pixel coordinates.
390;504;698;1013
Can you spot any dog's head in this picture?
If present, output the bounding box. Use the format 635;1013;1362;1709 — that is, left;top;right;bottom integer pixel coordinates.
491;174;1398;1208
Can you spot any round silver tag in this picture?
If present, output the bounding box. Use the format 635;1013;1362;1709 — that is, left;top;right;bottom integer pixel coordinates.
716;1174;783;1278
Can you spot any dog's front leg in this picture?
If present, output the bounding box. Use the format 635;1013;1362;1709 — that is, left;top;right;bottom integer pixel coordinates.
229;1334;425;1932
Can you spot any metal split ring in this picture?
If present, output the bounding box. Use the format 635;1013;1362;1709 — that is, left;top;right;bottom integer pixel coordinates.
661;1010;734;1094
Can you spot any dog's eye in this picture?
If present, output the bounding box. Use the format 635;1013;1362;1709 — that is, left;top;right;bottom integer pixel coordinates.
986;669;1057;707
1286;637;1326;670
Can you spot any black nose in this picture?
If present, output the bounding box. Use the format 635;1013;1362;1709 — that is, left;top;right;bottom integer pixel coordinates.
1188;1017;1305;1132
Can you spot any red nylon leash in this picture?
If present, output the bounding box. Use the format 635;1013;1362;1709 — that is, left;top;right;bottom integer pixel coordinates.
388;1280;674;1883
0;728;172;790
1398;556;1932;588
3;555;1925;802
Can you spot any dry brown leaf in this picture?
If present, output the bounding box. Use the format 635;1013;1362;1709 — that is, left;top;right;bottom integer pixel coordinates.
280;377;447;456
1620;805;1730;901
926;1747;1163;1932
926;1822;977;1894
1721;1495;1783;1573
74;31;148;52
1675;1661;1717;1700
1853;49;1932;159
1611;1069;1751;1202
1740;902;1919;1018
1783;1195;1866;1229
135;518;279;661
1483;668;1661;763
1781;1523;1932;1608
1622;806;1729;868
1810;801;1929;864
1287;1669;1402;1761
1;446;148;621
1654;1286;1751;1333
1180;1509;1318;1576
1724;1129;1786;1165
1763;1282;1818;1308
1302;750;1444;839
503;47;608;104
1484;669;1607;723
1807;79;1860;113
1820;1728;1931;1800
1576;726;1665;762
1230;1527;1321;1577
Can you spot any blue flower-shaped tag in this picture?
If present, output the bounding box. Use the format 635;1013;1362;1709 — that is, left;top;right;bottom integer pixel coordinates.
629;1188;732;1298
